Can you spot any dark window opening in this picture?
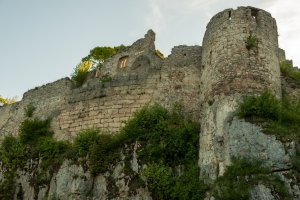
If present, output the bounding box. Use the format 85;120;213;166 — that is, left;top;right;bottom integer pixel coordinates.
118;56;129;68
229;11;232;20
209;51;212;65
251;8;259;19
183;53;187;56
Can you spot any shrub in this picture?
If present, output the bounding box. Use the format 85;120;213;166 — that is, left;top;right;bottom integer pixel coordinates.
24;103;36;117
74;129;101;157
143;163;208;200
213;158;291;200
238;91;281;120
143;163;173;199
0;171;17;200
120;103;170;143
280;61;300;82
71;60;91;87
0;136;25;168
88;134;120;175
19;118;53;145
171;164;208;200
37;137;70;160
36;137;71;172
120;103;200;166
238;91;300;139
245;35;258;50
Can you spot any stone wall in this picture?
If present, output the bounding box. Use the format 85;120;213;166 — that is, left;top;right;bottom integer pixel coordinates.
0;78;73;139
0;30;202;141
52;73;160;140
200;6;281;104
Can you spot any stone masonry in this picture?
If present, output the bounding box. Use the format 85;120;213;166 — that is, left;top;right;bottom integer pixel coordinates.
0;6;298;187
0;30;202;141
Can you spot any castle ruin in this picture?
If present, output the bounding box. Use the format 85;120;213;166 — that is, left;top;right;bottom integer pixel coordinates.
0;6;299;182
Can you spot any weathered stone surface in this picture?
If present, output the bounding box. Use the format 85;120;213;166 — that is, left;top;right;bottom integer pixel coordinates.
249;184;276;200
48;160;94;200
226;118;291;169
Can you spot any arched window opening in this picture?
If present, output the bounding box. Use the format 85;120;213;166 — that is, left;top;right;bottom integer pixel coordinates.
118;56;129;68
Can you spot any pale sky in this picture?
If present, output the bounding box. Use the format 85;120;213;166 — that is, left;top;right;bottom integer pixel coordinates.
0;0;299;100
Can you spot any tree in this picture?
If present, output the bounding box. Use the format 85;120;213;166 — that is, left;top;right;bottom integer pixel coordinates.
0;95;17;106
71;60;92;87
81;45;127;69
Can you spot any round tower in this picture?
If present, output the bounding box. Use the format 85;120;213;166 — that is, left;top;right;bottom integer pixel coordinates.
200;6;281;103
199;7;282;180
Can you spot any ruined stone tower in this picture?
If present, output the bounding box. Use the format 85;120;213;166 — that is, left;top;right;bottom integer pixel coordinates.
199;7;282;180
201;6;281;102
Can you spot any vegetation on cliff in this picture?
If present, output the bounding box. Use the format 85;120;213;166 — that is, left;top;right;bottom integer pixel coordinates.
280;61;300;83
0;103;207;199
1;95;298;199
238;91;300;141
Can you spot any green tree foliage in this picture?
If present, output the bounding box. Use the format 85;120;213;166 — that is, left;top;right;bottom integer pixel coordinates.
0;95;17;106
71;60;92;87
82;46;116;63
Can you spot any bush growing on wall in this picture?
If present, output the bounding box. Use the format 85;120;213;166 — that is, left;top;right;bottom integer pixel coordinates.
19;118;53;145
280;61;300;82
245;35;258;50
71;60;91;87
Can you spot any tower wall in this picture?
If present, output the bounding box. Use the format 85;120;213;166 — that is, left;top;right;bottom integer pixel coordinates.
200;6;281;103
199;7;282;180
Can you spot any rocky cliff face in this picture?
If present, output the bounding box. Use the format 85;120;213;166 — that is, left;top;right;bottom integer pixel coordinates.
3;142;152;200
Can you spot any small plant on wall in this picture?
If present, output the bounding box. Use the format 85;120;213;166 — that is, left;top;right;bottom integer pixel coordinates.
100;72;112;87
71;60;91;87
245;35;258;50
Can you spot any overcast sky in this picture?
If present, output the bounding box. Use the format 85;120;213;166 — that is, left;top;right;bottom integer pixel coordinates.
0;0;299;100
